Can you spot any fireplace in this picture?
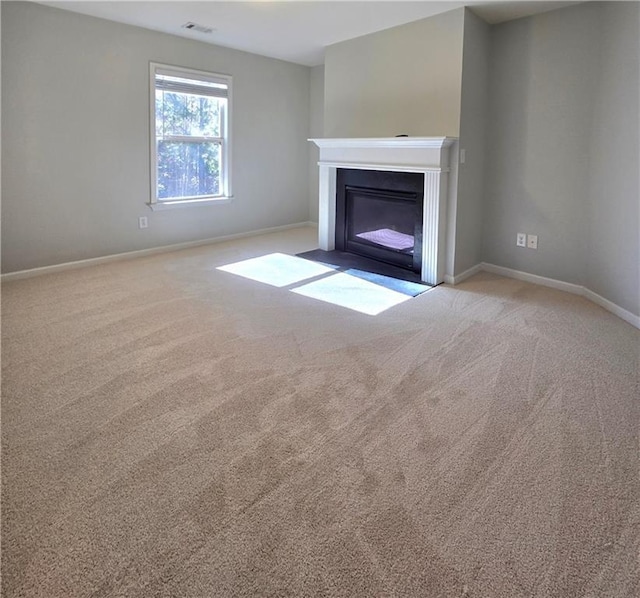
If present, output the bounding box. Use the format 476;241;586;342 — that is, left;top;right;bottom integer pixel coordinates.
309;137;458;286
336;169;423;273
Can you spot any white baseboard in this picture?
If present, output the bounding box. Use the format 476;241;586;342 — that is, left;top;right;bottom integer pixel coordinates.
4;235;637;330
480;262;585;295
1;222;316;282
479;262;640;330
444;261;639;329
444;263;482;285
582;287;640;330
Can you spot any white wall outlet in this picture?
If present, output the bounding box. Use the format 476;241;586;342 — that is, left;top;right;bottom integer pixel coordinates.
516;232;526;247
460;149;466;164
138;216;148;229
527;234;538;249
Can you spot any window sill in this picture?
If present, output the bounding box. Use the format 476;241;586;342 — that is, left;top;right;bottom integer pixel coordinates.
147;197;233;211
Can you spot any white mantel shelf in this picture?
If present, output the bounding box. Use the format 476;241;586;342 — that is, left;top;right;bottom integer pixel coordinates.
309;137;456;174
309;137;459;286
313;161;446;173
310;137;456;149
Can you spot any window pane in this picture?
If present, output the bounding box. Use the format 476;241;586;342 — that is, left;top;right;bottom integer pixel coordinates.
156;141;221;199
156;91;222;137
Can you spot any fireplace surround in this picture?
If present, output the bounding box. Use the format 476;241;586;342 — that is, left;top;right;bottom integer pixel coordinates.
310;137;457;286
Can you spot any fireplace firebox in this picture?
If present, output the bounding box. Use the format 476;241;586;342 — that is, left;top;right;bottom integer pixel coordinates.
335;169;424;273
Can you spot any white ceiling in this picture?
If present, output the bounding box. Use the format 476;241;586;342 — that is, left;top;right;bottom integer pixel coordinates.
37;1;582;66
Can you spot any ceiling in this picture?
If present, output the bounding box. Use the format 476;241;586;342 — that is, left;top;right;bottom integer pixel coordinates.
37;1;582;66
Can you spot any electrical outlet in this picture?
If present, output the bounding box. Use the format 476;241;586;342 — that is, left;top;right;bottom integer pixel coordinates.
460;149;466;164
138;216;148;229
527;234;538;249
516;232;526;247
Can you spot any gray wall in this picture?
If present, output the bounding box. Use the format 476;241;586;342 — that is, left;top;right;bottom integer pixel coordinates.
586;2;640;316
323;9;465;138
482;1;639;317
483;3;600;285
454;9;490;275
308;65;324;223
2;2;311;273
0;2;3;271
319;7;490;278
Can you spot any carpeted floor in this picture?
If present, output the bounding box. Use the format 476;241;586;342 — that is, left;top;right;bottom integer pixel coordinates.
2;226;639;597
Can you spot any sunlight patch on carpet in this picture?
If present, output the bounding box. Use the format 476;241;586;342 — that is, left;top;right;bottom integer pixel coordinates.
291;272;412;315
343;269;430;297
217;253;335;287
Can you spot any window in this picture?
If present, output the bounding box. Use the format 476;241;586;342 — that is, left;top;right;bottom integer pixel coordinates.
150;63;231;207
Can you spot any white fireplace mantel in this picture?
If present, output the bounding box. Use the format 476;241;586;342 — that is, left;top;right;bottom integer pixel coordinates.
309;137;458;286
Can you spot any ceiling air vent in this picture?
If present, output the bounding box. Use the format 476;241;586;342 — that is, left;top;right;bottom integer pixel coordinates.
181;22;215;34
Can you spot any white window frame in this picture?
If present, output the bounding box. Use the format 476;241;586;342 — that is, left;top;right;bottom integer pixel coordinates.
149;62;233;210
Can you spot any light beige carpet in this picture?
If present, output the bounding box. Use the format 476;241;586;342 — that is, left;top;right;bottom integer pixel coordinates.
2;226;639;597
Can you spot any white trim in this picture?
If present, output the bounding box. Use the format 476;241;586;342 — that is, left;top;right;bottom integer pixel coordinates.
149;63;157;205
480;262;584;295
479;262;640;330
443;263;482;285
147;196;233;210
154;63;231;88
317;161;448;174
1;223;316;282
159;135;224;144
421;170;445;285
223;83;232;198
310;137;457;149
582;287;640;329
3;238;637;329
317;165;337;251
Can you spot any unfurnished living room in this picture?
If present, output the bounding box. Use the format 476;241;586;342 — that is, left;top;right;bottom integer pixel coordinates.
1;1;639;596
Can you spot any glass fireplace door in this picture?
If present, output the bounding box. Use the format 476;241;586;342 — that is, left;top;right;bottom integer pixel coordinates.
345;186;420;270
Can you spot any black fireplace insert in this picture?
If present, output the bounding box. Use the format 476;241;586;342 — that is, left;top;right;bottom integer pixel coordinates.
335;169;424;273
